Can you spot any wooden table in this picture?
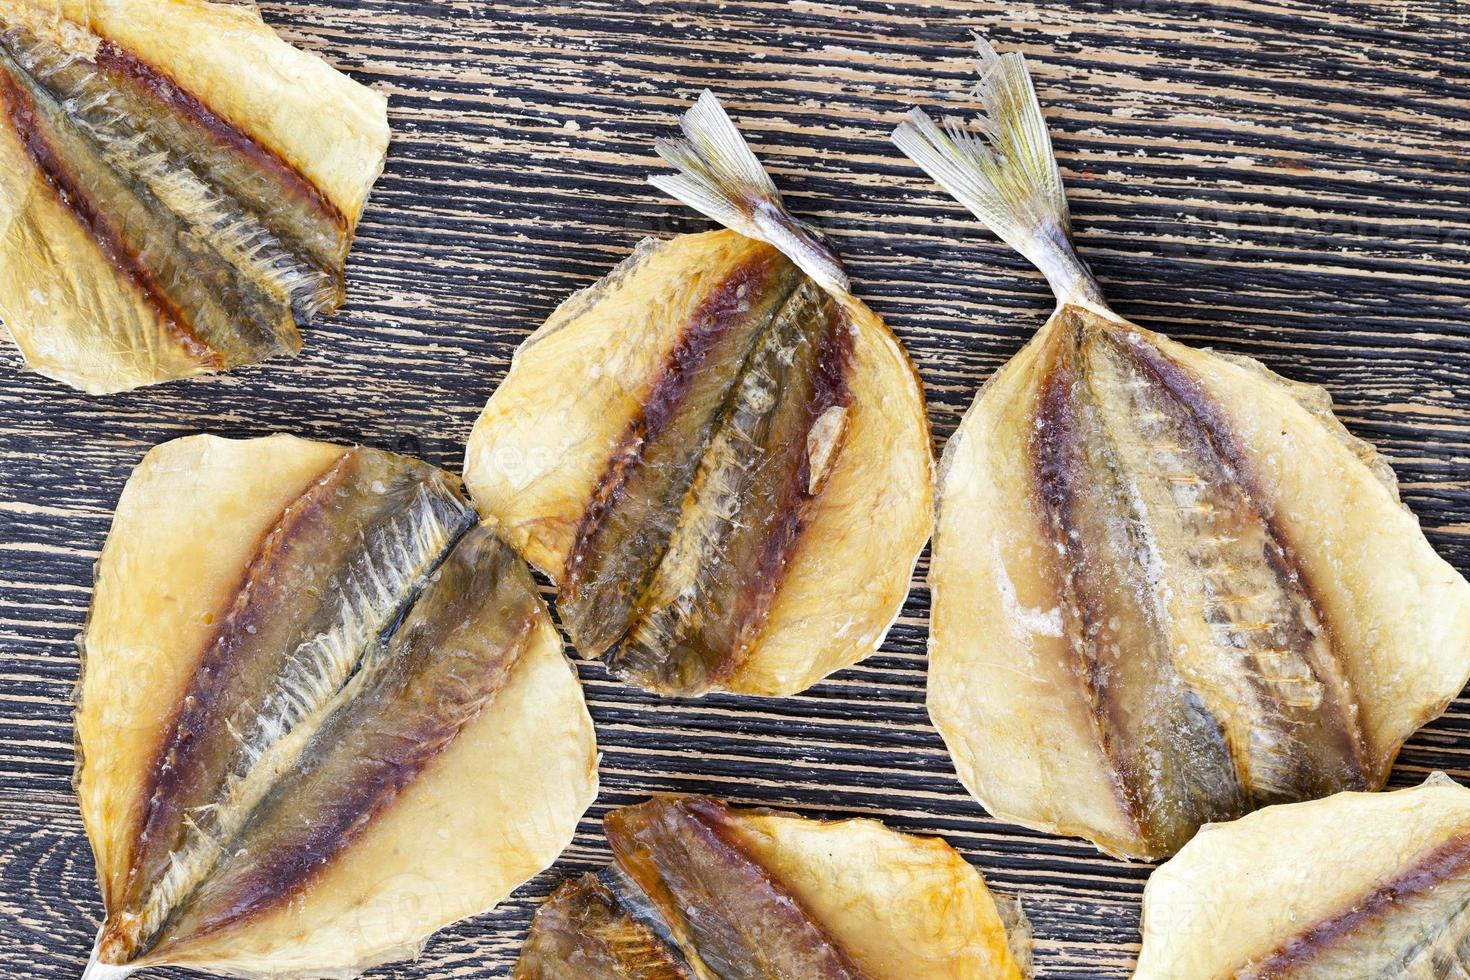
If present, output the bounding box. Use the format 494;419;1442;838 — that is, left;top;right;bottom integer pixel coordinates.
2;1;1466;976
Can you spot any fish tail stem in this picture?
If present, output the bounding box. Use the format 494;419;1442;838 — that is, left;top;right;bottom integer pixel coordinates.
650;90;850;297
892;37;1104;307
82;926;133;980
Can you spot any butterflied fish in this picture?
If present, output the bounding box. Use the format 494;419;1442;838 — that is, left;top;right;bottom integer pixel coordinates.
893;39;1470;860
464;92;933;698
76;434;597;979
1136;774;1470;978
515;794;1031;979
0;0;388;394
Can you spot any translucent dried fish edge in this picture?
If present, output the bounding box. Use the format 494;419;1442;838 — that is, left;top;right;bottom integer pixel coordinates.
1136;774;1470;978
76;434;597;979
464;91;933;698
894;38;1470;860
0;0;389;394
514;794;1032;979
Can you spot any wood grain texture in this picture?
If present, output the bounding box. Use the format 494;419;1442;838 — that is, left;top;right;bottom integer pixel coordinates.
1;1;1467;976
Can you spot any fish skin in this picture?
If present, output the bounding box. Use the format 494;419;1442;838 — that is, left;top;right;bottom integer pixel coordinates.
0;0;386;393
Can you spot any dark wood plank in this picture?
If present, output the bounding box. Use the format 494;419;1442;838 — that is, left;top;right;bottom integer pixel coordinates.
0;1;1466;977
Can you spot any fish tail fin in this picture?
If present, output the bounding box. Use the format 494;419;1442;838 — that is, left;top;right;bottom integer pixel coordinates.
650;90;850;297
892;37;1103;306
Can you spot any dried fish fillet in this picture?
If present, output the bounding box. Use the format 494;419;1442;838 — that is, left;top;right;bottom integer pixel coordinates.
76;434;597;979
894;40;1470;859
465;92;933;697
0;0;388;394
1135;774;1470;978
515;795;1031;979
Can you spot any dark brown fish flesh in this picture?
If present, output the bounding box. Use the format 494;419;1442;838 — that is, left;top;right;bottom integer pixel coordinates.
77;434;596;978
0;0;387;393
465;92;933;697
894;39;1470;860
1136;775;1470;978
515;795;1031;979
